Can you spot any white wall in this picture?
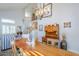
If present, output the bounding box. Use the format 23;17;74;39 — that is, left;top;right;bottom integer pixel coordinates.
37;3;79;53
0;5;34;34
0;9;25;34
22;18;32;33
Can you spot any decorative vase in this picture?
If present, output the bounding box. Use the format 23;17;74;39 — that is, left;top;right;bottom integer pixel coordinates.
60;33;67;50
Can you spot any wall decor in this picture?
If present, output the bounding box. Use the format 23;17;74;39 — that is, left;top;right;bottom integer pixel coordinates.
64;22;71;28
32;21;38;29
39;25;43;31
32;13;37;21
16;26;22;32
43;3;52;18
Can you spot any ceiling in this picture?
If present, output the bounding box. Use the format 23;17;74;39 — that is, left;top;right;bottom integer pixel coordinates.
0;3;37;10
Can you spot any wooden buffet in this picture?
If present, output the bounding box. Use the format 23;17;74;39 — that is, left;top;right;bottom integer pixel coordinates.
12;39;79;56
42;24;59;46
45;24;59;39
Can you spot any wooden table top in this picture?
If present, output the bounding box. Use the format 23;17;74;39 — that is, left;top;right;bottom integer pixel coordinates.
15;39;79;56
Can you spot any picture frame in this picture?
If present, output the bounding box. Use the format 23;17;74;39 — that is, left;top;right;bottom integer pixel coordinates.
32;13;37;21
32;21;38;29
43;3;52;18
39;25;43;31
16;26;22;32
64;22;71;28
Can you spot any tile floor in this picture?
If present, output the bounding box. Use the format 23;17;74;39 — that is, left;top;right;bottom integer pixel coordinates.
0;38;13;56
0;49;14;56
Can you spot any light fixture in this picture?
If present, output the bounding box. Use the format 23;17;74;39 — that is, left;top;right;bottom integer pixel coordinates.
39;8;43;16
35;8;43;18
25;12;29;17
35;3;52;18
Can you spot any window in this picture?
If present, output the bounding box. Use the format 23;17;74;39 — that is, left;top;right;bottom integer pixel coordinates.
10;26;15;34
2;25;16;34
1;18;16;34
2;25;6;34
1;19;15;24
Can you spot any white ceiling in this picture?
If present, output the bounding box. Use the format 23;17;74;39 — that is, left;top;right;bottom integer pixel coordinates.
0;3;37;10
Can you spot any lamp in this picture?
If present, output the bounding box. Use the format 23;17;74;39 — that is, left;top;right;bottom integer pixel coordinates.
35;8;43;19
39;8;43;16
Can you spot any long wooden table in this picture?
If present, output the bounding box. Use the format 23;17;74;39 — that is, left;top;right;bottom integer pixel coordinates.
14;39;79;56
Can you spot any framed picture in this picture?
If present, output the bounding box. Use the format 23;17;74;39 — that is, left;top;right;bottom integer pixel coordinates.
43;3;52;18
32;13;37;21
64;22;71;28
32;21;38;29
16;26;22;32
39;25;43;31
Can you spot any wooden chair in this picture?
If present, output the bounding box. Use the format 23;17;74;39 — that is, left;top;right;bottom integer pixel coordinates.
11;41;16;56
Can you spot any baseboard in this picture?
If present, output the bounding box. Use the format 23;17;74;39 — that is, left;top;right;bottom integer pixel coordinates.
68;49;79;54
1;48;11;51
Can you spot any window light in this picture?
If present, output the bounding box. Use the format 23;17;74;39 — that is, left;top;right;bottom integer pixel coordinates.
1;19;15;24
